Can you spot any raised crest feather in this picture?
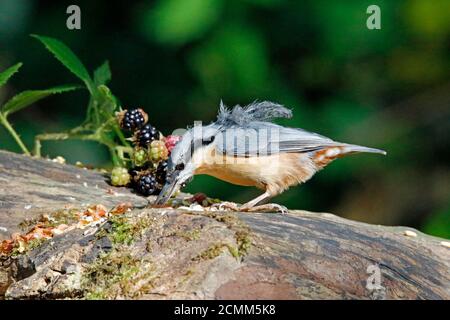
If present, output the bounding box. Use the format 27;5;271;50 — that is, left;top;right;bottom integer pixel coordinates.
216;100;292;126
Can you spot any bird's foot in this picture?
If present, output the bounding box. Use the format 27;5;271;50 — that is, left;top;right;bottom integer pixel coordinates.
241;203;289;214
211;201;288;214
210;201;240;212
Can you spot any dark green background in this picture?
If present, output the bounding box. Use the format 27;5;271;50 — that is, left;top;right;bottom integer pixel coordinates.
0;0;449;237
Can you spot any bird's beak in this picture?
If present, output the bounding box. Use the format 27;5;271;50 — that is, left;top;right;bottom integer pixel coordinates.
155;170;192;205
155;177;179;205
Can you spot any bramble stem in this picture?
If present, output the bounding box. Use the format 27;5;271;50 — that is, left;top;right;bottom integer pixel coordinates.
33;132;98;157
113;124;130;148
0;113;31;155
33;130;127;168
109;147;121;167
115;145;133;162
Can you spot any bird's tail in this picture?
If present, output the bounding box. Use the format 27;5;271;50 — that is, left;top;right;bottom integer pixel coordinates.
340;144;387;155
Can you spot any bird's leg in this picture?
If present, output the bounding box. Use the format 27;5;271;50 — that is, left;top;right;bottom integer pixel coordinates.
240;192;288;214
210;192;272;212
239;192;272;210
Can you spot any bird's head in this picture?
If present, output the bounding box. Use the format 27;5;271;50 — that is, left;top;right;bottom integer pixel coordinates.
155;124;219;205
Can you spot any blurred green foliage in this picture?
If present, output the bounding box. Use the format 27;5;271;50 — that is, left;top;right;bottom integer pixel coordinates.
0;0;448;237
143;0;223;45
424;202;450;239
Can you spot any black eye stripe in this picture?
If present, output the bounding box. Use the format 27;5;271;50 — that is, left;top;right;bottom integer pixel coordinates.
202;135;215;145
175;163;185;171
183;135;215;163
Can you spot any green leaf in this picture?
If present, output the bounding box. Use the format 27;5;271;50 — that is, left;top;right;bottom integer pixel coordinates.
2;84;80;116
0;62;22;88
94;60;112;86
31;34;95;93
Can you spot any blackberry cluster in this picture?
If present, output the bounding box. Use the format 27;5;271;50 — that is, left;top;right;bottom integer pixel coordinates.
137;124;160;147
136;174;158;196
112;107;181;197
120;108;148;132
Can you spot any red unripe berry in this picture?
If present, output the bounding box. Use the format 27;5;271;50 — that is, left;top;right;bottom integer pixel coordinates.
165;135;181;153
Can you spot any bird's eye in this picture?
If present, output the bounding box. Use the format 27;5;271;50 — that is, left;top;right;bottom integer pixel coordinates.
175;163;185;171
202;136;215;145
180;177;193;189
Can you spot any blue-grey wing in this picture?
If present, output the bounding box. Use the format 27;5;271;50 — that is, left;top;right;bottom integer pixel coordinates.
215;122;340;156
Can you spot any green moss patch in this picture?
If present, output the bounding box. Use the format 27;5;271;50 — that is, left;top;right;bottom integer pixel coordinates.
204;212;252;258
101;215;153;245
192;243;227;261
82;249;142;299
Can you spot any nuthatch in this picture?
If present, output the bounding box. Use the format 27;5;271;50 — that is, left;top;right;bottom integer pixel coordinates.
155;101;386;212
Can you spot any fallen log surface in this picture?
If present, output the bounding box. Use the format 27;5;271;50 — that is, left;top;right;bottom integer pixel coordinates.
0;150;449;299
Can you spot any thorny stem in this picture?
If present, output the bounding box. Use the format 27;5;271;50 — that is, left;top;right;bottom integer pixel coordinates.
115;146;133;162
33;132;99;157
69;125;90;134
33;130;127;168
93;117;130;149
109;147;121;167
113;124;130;148
0;112;31;156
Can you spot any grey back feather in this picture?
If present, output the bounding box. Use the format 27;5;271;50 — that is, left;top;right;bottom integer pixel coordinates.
215;123;340;156
213;101;339;156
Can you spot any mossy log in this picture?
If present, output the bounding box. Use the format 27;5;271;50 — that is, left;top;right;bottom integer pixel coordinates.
0;150;449;299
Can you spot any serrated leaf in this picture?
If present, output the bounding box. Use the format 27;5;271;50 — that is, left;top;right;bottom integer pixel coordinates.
31;34;95;93
2;85;80;116
94;61;112;86
0;63;22;88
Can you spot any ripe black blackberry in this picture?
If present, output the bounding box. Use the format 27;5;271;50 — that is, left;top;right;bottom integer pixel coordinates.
120;108;148;132
155;160;168;184
137;124;160;147
135;174;158;196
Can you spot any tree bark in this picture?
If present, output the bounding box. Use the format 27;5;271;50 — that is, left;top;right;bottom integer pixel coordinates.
0;150;449;299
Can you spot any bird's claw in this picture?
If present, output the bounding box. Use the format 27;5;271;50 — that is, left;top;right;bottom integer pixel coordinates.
210;201;240;211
